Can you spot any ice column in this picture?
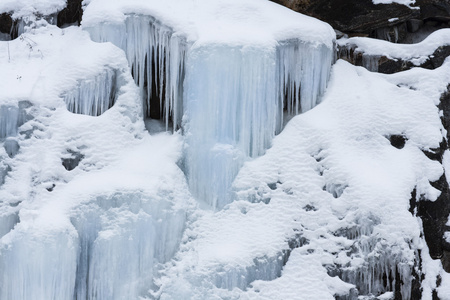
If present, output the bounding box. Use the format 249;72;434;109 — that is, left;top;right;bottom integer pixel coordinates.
86;15;186;129
71;193;187;300
0;231;78;300
184;41;333;209
183;46;278;209
277;41;333;118
0;101;31;139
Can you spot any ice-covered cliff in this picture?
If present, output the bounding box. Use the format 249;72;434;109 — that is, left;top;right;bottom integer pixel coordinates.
1;0;450;299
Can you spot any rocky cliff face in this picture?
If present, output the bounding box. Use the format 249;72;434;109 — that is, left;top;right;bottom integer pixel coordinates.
272;0;450;42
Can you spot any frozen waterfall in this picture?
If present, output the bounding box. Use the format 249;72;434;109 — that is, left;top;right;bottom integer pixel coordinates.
86;15;334;209
184;41;333;209
87;15;186;129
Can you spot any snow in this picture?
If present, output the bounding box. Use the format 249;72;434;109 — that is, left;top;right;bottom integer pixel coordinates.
82;0;335;48
155;59;449;299
0;24;193;299
372;0;416;7
84;0;335;209
338;29;450;67
0;0;65;19
1;0;450;299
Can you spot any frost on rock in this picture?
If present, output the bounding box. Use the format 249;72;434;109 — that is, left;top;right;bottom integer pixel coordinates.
64;68;117;116
86;15;186;129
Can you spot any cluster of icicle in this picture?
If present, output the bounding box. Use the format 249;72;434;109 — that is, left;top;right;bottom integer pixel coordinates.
0;193;187;300
335;217;415;300
185;41;334;209
0;101;31;139
64;69;116;116
277;40;333;117
86;15;334;209
87;15;186;130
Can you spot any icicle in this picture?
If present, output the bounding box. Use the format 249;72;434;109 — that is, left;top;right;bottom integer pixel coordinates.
362;54;380;72
0;101;31;139
86;15;186;130
277;40;333;129
64;69;116;116
184;40;333;209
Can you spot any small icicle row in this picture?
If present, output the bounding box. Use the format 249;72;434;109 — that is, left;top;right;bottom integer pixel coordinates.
64;69;116;116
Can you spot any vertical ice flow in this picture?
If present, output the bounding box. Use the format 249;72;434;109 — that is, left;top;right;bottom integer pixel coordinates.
64;69;116;116
87;15;186;129
184;41;333;209
86;15;334;209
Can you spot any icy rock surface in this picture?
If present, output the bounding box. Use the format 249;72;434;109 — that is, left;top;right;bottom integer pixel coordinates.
337;28;450;72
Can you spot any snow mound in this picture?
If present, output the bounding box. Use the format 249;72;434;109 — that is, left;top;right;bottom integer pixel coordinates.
82;0;335;48
338;28;450;67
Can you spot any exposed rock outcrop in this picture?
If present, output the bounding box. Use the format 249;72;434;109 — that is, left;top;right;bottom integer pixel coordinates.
272;0;450;43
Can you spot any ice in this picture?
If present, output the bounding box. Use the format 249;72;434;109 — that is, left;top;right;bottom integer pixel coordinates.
71;192;187;300
86;15;187;129
85;12;334;209
0;230;78;300
183;40;333;209
277;40;333;115
0;101;31;139
64;68;117;116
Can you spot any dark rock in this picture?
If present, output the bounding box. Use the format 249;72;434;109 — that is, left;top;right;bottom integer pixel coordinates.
420;45;450;70
0;13;12;35
418;0;450;22
57;0;83;27
271;0;418;35
417;174;450;259
337;44;450;74
389;134;407;149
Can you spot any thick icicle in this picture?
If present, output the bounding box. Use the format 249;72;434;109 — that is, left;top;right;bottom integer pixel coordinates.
0;101;32;139
86;15;186;129
184;40;333;209
0;231;78;300
64;69;116;116
277;40;333;120
71;193;187;300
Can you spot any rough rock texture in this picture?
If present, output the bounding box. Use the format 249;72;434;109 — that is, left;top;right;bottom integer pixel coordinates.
270;0;418;34
337;44;450;74
57;0;83;27
271;0;450;43
0;13;12;36
418;0;450;22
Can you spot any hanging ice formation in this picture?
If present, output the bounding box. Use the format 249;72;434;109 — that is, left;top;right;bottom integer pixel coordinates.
86;14;334;209
87;15;186;129
70;193;187;300
0;101;32;139
185;41;333;209
64;69;117;116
